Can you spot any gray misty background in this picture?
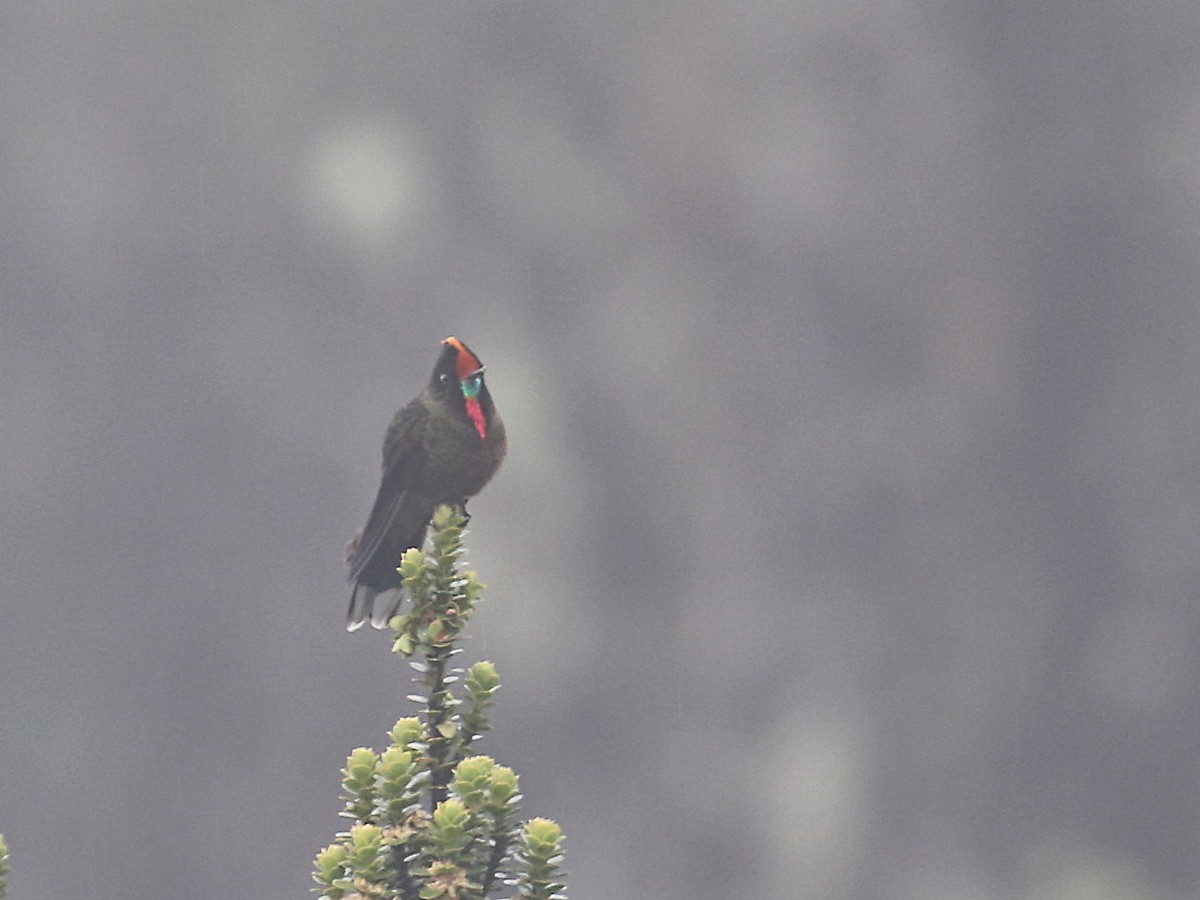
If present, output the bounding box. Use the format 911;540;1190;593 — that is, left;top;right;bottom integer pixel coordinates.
2;4;1199;899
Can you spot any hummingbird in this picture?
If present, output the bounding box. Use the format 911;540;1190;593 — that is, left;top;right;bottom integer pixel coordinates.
345;337;506;631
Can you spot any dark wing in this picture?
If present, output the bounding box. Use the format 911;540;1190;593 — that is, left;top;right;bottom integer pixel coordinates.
346;399;428;583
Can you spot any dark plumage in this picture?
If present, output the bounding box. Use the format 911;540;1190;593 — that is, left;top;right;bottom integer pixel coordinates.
345;337;506;630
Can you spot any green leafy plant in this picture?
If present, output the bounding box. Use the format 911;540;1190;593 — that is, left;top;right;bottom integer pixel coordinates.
0;834;8;898
314;506;566;899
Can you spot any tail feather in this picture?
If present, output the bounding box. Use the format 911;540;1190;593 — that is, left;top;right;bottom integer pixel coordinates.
343;517;431;632
347;582;401;631
370;590;403;630
346;582;375;632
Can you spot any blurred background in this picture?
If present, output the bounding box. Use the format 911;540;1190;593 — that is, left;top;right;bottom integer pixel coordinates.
2;3;1199;898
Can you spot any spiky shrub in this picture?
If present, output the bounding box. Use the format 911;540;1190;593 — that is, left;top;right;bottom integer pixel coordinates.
313;506;566;900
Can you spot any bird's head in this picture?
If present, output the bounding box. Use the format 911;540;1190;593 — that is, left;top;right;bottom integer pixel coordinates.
433;336;492;441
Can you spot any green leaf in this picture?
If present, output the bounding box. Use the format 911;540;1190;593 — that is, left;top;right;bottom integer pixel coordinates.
388;717;424;750
312;843;347;887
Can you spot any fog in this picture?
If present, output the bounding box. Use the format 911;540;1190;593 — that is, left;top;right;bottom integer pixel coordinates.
3;4;1200;898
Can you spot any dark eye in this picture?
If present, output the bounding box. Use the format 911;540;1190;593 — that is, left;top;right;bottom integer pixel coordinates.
439;373;452;384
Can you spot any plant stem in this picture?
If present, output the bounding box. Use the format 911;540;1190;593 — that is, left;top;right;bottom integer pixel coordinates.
425;643;452;812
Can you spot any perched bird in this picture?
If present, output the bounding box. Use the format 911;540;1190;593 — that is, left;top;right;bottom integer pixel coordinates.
345;337;506;630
